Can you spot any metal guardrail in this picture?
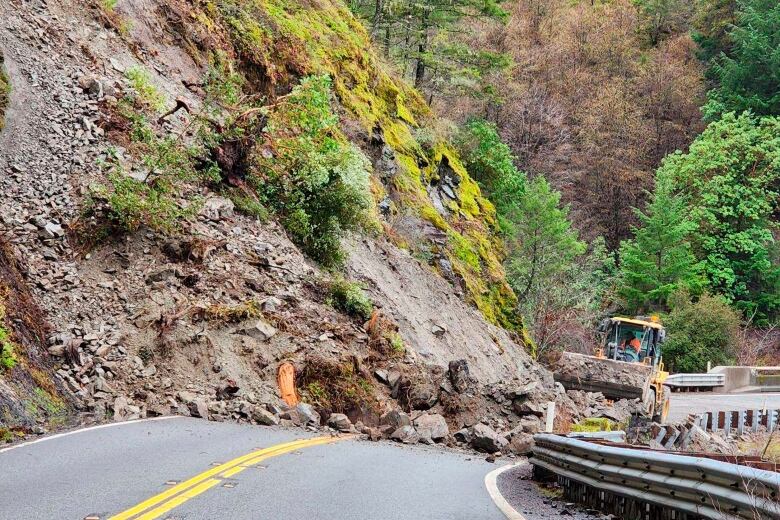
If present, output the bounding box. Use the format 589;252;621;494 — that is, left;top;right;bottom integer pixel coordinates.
695;408;780;437
530;434;780;519
665;373;725;388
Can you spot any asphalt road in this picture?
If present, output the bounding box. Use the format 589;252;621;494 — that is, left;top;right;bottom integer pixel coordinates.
667;392;780;422
0;417;511;520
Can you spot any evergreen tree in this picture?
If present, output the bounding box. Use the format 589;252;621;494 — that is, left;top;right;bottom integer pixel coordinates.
350;0;509;101
618;175;704;312
705;0;780;118
505;175;586;301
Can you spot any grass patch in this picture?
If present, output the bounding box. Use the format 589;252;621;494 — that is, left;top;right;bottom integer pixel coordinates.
327;277;373;321
0;299;17;371
125;66;166;113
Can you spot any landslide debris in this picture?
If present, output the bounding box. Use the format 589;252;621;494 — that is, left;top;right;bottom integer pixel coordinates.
0;0;635;452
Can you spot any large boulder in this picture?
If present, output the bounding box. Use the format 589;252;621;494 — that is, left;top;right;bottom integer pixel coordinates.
519;416;541;434
251;406;280;426
408;382;438;410
327;413;352;432
413;413;449;442
282;403;321;427
390;425;420;444
380;410;411;430
507;432;535;455
470;423;508;453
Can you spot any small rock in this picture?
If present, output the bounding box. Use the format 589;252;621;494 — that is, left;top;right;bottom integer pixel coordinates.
188;399;209;419
261;296;283;312
238;320;277;341
374;369;389;385
431;323;447;337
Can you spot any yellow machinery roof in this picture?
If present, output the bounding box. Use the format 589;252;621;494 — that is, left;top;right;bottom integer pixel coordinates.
611;316;664;330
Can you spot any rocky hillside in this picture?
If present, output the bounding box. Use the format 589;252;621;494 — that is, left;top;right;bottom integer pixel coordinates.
0;0;636;452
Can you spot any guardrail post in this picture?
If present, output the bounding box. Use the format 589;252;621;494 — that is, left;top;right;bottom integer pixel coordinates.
738;410;746;436
724;412;732;436
664;427;680;449
769;410;778;433
753;409;761;432
545;401;555;433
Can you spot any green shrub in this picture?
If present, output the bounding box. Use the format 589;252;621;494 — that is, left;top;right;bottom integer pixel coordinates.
90;170;197;233
251;75;373;268
125;66;166;113
328;277;373;321
662;291;740;373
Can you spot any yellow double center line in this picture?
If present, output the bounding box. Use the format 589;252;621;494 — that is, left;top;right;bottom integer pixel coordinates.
109;435;344;520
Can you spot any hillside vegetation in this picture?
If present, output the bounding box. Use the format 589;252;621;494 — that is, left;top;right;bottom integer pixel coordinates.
94;0;529;337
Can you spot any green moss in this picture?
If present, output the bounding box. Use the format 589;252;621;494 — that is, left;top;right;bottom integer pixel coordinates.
570;418;620;432
0;300;17;371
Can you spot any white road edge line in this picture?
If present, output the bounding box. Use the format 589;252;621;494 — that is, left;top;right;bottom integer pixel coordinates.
485;462;528;520
0;415;185;455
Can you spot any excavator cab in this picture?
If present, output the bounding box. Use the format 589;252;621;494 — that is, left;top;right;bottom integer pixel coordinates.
601;317;664;366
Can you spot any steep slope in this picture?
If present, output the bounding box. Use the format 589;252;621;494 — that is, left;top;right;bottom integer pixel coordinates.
155;0;526;335
0;0;588;448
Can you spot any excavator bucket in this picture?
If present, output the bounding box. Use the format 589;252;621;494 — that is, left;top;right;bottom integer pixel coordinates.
551;351;653;401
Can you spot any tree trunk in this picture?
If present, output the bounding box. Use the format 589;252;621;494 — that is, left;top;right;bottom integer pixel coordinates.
414;37;427;89
371;0;383;37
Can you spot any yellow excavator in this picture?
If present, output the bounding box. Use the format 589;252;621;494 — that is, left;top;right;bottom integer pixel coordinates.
553;316;671;423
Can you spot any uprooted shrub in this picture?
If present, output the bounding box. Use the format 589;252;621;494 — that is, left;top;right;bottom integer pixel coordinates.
297;356;379;418
365;310;405;359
